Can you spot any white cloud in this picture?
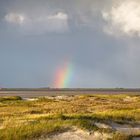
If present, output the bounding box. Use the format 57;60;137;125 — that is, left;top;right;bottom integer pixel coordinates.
5;12;69;34
102;0;140;37
44;12;69;32
48;12;68;20
5;13;26;25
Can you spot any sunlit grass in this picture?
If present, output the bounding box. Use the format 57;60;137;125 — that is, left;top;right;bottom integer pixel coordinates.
0;94;140;139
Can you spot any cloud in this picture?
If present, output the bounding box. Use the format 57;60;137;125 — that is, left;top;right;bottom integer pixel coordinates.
48;12;68;20
4;12;69;34
5;13;26;25
5;0;140;36
43;12;69;32
102;0;140;37
3;0;109;34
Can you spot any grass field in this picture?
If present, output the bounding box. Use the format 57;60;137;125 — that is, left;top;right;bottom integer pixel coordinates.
0;94;140;140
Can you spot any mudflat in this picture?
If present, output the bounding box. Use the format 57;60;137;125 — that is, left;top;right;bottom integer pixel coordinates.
0;88;140;98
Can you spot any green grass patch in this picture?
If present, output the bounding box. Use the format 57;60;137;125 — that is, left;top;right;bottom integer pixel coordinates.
0;96;22;102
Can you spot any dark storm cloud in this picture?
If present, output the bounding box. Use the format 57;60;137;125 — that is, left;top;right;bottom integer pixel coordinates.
0;0;140;88
2;0;110;34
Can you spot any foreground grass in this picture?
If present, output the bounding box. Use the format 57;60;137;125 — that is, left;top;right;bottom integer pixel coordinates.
0;119;64;140
0;94;140;139
0;115;99;140
112;132;132;140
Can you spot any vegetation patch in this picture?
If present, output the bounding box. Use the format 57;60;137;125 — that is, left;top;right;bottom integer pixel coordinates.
0;94;140;139
0;96;22;102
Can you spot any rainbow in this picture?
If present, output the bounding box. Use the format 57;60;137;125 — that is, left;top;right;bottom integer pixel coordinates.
54;62;73;88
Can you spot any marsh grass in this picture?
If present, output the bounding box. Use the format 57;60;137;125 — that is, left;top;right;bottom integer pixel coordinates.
0;94;140;139
112;132;132;140
0;96;22;102
0;114;102;140
0;119;64;140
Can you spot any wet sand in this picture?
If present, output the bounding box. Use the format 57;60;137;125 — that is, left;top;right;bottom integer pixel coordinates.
0;89;140;98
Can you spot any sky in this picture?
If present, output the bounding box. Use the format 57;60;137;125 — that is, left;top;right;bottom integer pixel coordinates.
1;0;140;88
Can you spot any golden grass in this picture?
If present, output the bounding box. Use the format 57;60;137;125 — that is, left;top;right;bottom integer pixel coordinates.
0;94;140;139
